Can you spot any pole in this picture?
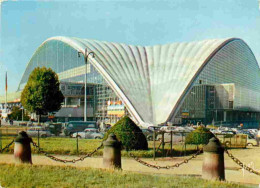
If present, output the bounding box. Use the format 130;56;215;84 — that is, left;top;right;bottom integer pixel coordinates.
84;63;87;122
93;86;96;120
170;131;173;156
162;132;165;157
0;127;2;150
5;72;7;114
153;128;156;160
37;129;40;152
22;108;24;122
184;142;186;156
78;49;94;122
76;131;79;155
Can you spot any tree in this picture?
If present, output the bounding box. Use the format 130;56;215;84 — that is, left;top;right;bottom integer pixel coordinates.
21;67;64;123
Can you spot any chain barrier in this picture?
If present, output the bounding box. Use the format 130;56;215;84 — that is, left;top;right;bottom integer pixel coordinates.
225;148;260;176
31;141;103;163
129;148;203;170
0;140;14;153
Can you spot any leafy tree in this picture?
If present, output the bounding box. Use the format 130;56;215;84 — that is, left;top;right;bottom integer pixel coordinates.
21;67;64;123
103;116;148;151
8;106;29;121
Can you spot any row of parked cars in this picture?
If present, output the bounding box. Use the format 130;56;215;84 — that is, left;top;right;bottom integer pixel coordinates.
24;120;259;147
141;125;195;143
209;127;258;139
141;125;259;147
25;121;105;139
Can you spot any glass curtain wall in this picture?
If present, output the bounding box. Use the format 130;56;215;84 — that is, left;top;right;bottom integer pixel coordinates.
18;40;128;124
176;40;260;127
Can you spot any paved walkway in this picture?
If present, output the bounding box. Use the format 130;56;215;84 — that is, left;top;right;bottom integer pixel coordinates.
0;151;260;186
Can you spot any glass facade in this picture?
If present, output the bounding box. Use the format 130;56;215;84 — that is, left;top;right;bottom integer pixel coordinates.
18;39;127;124
18;37;260;127
175;40;260;128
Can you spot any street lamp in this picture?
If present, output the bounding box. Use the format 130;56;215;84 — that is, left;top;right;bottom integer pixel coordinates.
190;91;196;118
78;49;95;122
21;106;24;122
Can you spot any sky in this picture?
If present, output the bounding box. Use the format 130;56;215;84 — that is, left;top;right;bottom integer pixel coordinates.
0;0;260;95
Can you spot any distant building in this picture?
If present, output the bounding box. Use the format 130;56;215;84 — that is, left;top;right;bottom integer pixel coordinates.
1;37;260;127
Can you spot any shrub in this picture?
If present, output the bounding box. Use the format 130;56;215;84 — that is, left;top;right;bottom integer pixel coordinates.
103;116;148;151
185;126;214;145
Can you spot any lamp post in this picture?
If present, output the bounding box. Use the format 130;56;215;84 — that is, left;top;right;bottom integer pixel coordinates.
191;91;196;119
21;106;24;122
78;49;95;122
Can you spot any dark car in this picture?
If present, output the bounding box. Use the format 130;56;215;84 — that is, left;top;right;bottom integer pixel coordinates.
48;123;63;136
141;128;154;141
148;126;161;132
64;121;97;136
240;130;255;139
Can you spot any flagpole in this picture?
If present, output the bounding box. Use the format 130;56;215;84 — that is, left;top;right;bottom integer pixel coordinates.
5;71;7;113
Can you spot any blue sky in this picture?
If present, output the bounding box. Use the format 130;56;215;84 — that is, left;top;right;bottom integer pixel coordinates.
0;0;260;95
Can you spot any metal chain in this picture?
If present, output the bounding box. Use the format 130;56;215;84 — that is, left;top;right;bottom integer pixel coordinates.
31;141;103;163
129;149;203;170
0;140;14;153
225;149;260;176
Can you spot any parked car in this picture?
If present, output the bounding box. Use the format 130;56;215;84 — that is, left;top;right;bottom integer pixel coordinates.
64;121;97;136
43;121;52;126
156;132;186;144
27;120;33;127
240;130;255;139
47;123;63;136
26;127;52;138
141;128;154;141
247;129;258;135
247;135;257;147
148;126;161;131
19;122;27;126
182;126;195;132
71;128;104;139
160;126;176;132
220;131;236;135
215;133;247;148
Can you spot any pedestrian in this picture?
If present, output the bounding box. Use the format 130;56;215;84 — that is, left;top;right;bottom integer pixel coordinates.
256;128;260;146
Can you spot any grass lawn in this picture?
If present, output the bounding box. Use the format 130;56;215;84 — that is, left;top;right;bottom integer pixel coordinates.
0;136;199;158
0;163;249;188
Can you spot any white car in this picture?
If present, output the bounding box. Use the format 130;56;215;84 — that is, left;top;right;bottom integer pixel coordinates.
26;127;52;138
160;126;176;132
72;128;104;139
156;132;185;143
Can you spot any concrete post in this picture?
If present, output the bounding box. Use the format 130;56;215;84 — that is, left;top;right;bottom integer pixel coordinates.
14;131;32;164
103;133;121;169
202;137;225;181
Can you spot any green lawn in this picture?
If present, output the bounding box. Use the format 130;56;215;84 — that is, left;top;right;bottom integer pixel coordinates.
0;163;249;188
0;136;200;157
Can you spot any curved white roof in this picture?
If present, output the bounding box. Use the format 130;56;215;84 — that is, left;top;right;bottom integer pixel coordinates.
21;37;244;125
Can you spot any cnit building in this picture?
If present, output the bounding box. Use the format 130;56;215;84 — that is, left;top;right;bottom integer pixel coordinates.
1;37;260;128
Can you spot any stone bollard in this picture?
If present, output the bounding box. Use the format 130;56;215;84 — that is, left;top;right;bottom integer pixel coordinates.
202;137;225;181
103;133;121;169
14;131;32;164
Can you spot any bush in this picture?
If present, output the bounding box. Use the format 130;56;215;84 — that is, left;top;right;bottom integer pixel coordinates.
103;116;148;151
185;126;214;145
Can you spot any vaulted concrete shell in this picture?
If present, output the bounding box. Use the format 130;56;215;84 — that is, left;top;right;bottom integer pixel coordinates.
18;37;260;126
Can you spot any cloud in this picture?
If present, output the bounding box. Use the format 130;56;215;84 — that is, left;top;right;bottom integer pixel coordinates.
0;0;18;3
